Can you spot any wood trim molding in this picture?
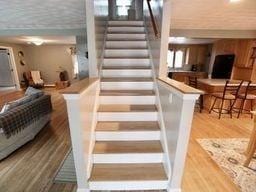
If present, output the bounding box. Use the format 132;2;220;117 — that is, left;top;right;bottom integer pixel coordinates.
60;78;99;94
157;77;203;95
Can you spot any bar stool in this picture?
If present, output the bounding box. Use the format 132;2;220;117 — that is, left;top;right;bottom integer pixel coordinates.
235;81;256;118
209;80;243;119
188;76;204;113
244;111;256;167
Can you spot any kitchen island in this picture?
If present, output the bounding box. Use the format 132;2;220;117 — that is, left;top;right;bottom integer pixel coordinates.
168;71;208;84
197;79;256;110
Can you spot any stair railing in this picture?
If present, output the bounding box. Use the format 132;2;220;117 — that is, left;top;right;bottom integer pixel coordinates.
146;0;160;38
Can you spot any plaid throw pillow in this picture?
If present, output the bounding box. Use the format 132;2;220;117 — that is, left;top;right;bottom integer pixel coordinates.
25;87;44;98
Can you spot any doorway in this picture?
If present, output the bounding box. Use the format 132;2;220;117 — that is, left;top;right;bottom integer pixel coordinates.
0;47;19;90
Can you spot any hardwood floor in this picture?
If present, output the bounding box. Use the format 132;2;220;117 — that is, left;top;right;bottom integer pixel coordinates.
0;89;253;192
0;89;72;192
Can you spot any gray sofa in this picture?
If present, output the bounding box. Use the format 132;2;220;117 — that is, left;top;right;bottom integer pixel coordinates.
0;95;52;160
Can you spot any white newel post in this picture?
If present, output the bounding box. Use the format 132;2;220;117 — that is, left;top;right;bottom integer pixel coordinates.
62;80;100;192
170;95;198;190
157;80;200;192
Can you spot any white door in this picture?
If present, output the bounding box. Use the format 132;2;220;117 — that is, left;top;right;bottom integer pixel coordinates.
0;49;15;87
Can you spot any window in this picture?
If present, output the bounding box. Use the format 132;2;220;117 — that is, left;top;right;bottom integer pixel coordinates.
167;48;187;69
116;0;132;16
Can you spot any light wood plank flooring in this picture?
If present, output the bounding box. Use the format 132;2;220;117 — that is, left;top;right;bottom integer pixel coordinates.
0;90;253;192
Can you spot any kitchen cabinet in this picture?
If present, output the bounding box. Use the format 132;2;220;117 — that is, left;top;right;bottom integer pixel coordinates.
169;71;208;84
215;39;237;55
234;40;255;68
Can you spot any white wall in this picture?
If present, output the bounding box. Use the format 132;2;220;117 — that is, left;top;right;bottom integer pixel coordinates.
76;35;89;79
85;0;108;77
144;0;171;78
24;45;73;84
0;42;29;83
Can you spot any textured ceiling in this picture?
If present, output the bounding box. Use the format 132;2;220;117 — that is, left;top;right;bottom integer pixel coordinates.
0;0;86;30
0;0;255;32
171;0;256;30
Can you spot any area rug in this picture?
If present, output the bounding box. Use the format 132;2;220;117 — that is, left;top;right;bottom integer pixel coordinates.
197;138;256;192
54;150;77;183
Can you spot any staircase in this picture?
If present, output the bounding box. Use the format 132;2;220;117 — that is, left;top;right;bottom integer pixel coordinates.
89;20;168;191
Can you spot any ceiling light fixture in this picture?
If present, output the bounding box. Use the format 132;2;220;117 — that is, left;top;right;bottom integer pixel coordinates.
32;40;44;46
169;37;186;43
229;0;241;3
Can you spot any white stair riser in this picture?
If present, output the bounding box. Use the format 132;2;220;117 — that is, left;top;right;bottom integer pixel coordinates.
93;153;163;164
107;34;146;40
89;181;168;191
108;21;144;26
104;58;150;66
106;41;147;49
105;49;149;58
101;82;154;90
95;131;160;141
100;96;155;104
102;70;152;78
108;27;144;33
97;112;158;121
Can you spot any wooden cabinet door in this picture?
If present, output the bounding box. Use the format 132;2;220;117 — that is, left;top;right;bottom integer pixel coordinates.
235;40;254;68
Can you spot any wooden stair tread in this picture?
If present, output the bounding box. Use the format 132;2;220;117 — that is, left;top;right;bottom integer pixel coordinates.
106;39;146;41
101;77;153;82
102;66;151;70
89;163;167;181
105;47;147;50
104;57;149;59
98;105;157;112
93;141;163;154
96;121;159;131
107;32;146;34
100;90;155;96
108;25;144;27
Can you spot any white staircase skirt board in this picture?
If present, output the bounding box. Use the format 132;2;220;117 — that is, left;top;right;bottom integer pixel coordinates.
104;49;149;57
93;153;163;163
107;34;146;40
108;20;144;26
97;112;158;121
104;58;150;66
101;69;152;78
108;27;144;32
101;82;154;90
105;41;147;48
89;180;168;190
95;131;160;141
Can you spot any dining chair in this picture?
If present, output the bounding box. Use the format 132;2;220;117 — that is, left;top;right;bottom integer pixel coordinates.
188;76;204;113
209;80;243;119
235;81;256;118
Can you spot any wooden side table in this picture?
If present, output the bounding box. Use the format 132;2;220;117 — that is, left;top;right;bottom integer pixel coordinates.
244;111;256;166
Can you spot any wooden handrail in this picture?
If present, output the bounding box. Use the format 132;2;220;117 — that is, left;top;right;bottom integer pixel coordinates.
146;0;160;38
158;77;204;95
60;78;99;94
